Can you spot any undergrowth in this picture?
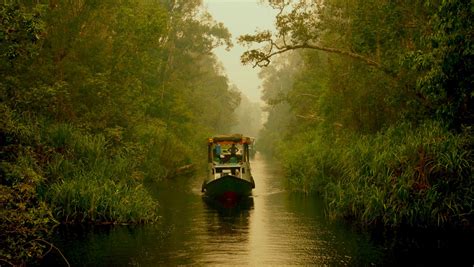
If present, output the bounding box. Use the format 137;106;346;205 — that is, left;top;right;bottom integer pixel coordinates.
280;121;473;227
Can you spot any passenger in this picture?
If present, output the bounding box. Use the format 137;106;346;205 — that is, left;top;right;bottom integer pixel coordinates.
228;144;239;156
228;144;239;163
214;143;222;163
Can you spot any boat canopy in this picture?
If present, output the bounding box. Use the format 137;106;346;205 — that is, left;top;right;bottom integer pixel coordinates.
208;134;254;145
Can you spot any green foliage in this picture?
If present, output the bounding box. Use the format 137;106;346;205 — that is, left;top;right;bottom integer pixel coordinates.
257;54;300;155
132;120;192;181
280;122;473;227
256;0;474;228
0;3;45;64
0;184;54;266
407;0;474;129
48;177;158;224
0;108;55;265
1;1;238;264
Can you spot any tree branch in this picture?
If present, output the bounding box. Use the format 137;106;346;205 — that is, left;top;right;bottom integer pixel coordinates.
0;258;15;267
302;44;382;68
34;239;71;267
238;0;397;76
296;113;321;121
248;42;394;75
296;93;318;98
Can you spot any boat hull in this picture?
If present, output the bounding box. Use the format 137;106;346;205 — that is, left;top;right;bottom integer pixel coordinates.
202;175;254;199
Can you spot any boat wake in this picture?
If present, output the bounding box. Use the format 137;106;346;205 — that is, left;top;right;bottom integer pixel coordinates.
251;189;286;198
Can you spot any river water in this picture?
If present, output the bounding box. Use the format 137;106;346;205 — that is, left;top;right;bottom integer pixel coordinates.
42;153;472;266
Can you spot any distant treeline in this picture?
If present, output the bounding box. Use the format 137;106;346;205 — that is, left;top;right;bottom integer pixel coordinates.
1;1;240;264
247;1;473;228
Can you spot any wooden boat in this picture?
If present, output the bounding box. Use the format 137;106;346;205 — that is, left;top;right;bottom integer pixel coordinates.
201;134;255;200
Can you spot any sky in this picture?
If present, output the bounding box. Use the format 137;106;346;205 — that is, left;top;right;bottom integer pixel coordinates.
202;0;277;102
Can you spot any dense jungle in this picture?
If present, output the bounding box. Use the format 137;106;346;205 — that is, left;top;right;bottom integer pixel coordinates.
1;0;472;265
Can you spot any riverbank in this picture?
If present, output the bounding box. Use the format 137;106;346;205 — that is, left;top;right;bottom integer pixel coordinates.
39;155;384;266
37;154;474;266
0;118;183;265
279;121;473;228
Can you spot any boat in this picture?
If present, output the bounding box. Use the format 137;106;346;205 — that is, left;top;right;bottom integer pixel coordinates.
201;134;255;201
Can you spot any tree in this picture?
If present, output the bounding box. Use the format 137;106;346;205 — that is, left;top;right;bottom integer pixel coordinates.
249;0;474;227
238;0;392;74
410;0;473;129
0;1;240;264
231;90;262;137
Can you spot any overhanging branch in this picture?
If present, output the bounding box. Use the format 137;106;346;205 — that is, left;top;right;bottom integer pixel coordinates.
249;43;394;76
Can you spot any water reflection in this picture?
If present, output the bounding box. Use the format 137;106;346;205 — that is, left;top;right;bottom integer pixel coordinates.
196;197;254;265
42;152;385;266
203;195;254;211
247;153;372;266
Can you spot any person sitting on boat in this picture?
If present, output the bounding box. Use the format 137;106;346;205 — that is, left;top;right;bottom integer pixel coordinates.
228;144;239;163
228;144;239;156
214;143;222;163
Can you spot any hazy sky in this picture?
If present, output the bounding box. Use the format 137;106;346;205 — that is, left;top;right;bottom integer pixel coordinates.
202;0;277;102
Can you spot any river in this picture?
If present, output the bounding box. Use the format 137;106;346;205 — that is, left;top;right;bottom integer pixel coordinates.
42;153;472;266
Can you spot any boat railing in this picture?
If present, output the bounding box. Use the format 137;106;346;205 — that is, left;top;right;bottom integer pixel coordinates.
211;164;247;179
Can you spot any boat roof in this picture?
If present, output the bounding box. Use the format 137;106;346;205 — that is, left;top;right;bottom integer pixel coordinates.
208;134;254;144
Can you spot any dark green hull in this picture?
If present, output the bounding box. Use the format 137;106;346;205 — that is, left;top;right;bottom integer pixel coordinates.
202;175;254;198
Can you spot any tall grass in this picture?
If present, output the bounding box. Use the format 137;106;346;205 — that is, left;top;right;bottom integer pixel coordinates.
43;122;161;224
280;121;473;227
4;118;193;226
48;177;158;223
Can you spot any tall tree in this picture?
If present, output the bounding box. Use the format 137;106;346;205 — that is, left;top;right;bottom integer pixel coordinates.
0;1;239;264
247;0;474;227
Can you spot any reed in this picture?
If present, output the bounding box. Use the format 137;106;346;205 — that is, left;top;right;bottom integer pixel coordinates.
281;121;473;227
48;176;159;223
43;123;160;224
46;123;75;149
